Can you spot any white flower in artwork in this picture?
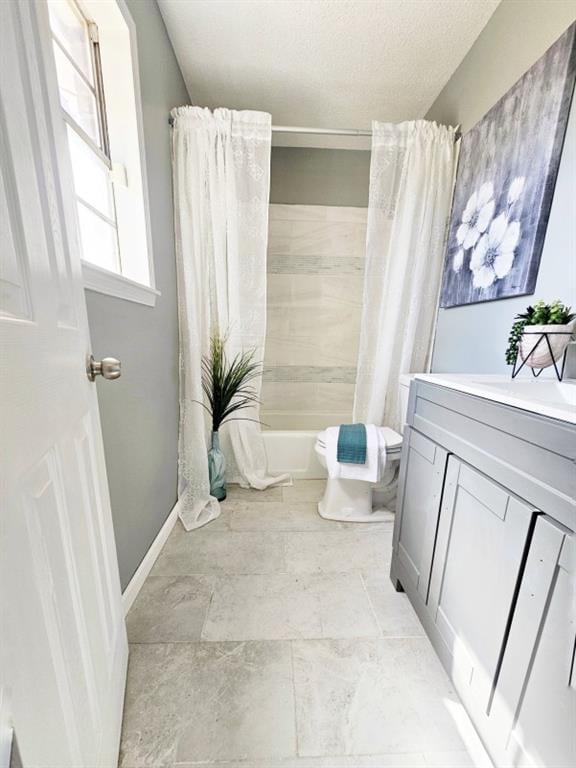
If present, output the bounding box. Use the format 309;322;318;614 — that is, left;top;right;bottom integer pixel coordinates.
507;176;526;205
469;213;521;289
456;181;495;249
452;248;464;272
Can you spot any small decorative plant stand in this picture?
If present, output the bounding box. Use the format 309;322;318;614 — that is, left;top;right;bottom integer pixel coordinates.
512;329;573;381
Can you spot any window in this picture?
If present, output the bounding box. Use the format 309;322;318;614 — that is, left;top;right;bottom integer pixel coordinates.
47;0;158;306
48;0;120;271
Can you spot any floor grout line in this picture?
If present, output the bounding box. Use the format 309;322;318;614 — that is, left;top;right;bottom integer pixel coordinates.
359;569;385;639
139;571;394;580
198;576;217;642
289;639;301;759
128;633;431;648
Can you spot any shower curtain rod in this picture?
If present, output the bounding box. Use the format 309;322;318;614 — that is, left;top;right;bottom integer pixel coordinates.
167;117;461;140
272;125;371;136
167;117;370;135
269;123;462;140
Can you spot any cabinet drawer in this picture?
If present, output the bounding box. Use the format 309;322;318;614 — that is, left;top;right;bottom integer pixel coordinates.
427;456;537;719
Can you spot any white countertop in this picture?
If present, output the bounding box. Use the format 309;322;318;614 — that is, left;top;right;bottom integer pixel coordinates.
412;373;576;425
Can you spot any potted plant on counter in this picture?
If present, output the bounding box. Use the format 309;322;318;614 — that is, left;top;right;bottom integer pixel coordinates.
506;299;575;380
199;335;262;500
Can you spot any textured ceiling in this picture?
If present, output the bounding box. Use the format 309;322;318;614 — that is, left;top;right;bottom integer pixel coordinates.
158;0;499;143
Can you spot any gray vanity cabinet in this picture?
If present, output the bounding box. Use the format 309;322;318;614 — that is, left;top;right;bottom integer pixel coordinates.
427;456;536;718
490;515;575;767
393;427;448;601
391;378;576;767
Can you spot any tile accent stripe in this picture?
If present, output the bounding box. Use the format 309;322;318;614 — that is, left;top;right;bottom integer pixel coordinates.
268;254;365;275
269;204;368;223
263;366;357;384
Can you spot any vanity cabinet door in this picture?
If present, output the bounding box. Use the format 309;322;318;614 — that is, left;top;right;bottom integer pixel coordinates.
427;456;536;718
490;516;575;767
394;428;448;601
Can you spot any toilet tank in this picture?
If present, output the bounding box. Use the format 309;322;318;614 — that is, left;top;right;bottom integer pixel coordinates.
398;374;416;433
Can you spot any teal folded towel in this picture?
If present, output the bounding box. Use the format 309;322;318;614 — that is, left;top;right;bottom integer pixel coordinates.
337;423;367;464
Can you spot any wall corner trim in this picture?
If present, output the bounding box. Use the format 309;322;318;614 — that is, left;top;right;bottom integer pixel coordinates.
121;500;179;615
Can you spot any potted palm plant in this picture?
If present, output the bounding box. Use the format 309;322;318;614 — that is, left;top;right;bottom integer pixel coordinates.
506;299;575;379
199;335;262;500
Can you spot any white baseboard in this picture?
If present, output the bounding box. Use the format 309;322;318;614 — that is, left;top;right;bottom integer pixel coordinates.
122;500;180;616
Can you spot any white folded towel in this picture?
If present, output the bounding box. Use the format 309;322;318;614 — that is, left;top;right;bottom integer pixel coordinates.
325;424;387;483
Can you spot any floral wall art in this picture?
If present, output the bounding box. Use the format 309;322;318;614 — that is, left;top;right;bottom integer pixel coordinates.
440;22;576;308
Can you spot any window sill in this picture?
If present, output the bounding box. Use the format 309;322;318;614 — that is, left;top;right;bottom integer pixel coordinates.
82;261;160;307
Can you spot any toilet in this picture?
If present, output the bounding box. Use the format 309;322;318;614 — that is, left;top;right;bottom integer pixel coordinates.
314;375;414;523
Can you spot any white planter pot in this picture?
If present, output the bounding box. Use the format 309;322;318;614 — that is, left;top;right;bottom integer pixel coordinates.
519;322;575;369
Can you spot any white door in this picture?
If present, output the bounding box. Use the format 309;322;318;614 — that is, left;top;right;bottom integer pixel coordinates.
0;1;128;766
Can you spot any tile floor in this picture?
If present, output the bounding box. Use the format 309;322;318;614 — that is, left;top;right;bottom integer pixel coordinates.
119;480;476;768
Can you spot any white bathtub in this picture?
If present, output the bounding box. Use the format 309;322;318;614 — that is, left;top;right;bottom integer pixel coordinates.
263;430;327;479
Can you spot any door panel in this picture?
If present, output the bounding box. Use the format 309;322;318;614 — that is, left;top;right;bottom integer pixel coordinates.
0;127;33;321
71;414;119;655
428;457;536;717
395;428;448;600
22;451;90;765
0;1;127;766
490;517;575;767
23;449;101;759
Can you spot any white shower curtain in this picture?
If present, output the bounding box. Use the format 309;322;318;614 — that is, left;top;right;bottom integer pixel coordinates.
171;106;289;531
354;120;457;431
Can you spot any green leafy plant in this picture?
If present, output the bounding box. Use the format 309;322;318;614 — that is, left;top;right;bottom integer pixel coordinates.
505;300;575;365
505;319;527;366
198;335;262;432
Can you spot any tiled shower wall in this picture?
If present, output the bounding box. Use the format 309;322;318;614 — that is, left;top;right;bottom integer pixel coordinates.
262;204;367;430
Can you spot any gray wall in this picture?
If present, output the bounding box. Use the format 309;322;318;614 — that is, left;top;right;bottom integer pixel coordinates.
86;0;188;590
271;147;370;207
428;0;576;374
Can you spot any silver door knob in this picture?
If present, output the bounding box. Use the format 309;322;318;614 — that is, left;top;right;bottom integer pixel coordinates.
87;354;121;381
